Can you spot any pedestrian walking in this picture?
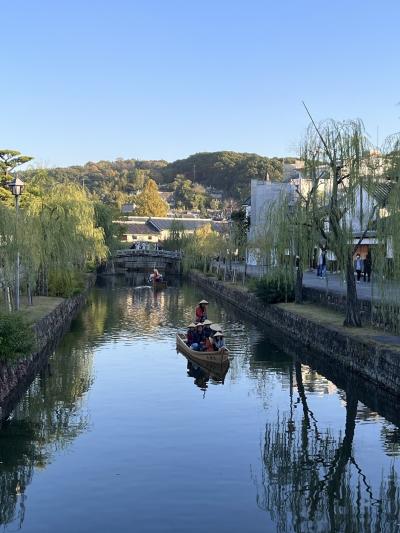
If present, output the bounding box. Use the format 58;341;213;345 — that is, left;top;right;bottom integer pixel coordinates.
363;251;372;282
354;253;363;282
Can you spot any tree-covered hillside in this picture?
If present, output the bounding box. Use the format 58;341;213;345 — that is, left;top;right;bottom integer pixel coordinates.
161;151;286;198
23;151;291;204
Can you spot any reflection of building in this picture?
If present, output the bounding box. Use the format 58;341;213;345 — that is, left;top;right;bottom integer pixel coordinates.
118;217;228;244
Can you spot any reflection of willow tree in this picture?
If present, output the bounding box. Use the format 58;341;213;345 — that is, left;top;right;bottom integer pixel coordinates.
256;361;400;532
0;334;94;528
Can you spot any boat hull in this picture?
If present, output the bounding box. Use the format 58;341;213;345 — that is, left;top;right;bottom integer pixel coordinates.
176;333;229;364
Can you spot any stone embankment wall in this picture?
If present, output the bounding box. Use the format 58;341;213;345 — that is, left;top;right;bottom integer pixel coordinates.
303;286;400;334
0;280;94;419
189;271;400;396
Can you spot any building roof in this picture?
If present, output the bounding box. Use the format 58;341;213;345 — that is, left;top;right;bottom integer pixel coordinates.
123;223;159;235
148;218;227;232
118;216;228;234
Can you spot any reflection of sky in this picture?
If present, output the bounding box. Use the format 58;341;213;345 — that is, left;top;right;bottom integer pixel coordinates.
1;278;400;532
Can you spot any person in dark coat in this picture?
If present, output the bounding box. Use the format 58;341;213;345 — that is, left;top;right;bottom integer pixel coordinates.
364;251;372;282
186;323;196;346
190;324;206;351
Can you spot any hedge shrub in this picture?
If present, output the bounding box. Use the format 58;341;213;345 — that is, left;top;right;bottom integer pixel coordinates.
0;313;35;361
251;273;295;304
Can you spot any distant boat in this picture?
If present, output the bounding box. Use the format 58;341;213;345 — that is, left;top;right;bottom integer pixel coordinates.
176;333;229;364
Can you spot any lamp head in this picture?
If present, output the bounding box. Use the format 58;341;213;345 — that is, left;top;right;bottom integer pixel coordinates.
8;177;25;197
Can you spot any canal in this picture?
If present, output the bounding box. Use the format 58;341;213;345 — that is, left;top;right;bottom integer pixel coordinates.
1;278;400;532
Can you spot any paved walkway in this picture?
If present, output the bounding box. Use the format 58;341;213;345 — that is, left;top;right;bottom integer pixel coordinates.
225;262;395;302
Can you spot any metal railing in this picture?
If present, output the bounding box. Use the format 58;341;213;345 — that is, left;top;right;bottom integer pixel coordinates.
115;249;182;260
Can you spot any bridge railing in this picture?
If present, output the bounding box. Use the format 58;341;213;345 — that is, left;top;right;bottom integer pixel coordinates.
115;249;182;260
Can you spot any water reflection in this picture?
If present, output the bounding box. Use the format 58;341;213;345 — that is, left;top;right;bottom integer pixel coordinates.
253;354;400;531
0;339;93;528
0;278;400;532
184;355;229;392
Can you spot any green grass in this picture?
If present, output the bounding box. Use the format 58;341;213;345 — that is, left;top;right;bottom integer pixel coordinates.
18;297;64;324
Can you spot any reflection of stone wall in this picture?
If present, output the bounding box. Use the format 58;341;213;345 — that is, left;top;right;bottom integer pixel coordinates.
0;277;95;419
189;271;400;396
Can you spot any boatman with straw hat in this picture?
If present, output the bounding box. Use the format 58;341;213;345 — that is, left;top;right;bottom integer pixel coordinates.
195;299;208;323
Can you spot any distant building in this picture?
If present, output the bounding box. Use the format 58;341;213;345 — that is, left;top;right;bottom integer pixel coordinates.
118;216;228;243
121;203;136;214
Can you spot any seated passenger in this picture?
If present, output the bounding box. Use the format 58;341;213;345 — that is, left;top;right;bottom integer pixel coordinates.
186;323;196;346
191;324;205;351
204;335;214;352
195;300;208;323
202;319;213;338
212;331;225;351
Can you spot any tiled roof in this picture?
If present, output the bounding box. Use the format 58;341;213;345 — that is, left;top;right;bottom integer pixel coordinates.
148;218;228;232
123;223;159;235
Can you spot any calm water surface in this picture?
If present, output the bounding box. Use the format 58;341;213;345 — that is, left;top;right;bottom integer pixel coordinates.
1;278;400;532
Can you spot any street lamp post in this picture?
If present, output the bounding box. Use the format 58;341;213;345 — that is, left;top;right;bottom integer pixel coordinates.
8;177;25;311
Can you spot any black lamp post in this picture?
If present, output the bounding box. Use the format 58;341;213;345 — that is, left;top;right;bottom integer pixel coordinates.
8;177;25;310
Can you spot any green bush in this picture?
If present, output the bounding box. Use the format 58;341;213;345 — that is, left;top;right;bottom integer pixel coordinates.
48;270;85;297
251;273;295;304
0;313;35;361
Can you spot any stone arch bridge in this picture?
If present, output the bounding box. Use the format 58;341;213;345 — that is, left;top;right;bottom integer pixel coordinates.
109;249;182;275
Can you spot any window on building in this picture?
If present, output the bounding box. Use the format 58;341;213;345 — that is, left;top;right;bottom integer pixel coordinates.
121;235;128;241
148;236;153;240
132;235;137;240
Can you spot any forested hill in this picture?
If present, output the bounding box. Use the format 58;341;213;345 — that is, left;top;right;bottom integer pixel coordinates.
162;152;286;198
27;151;293;203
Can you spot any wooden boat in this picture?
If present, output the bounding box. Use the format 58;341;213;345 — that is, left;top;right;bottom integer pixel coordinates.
152;279;168;290
176;333;229;364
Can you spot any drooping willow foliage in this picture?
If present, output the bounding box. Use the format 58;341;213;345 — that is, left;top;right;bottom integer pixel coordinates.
373;132;400;331
0;171;109;307
254;118;391;326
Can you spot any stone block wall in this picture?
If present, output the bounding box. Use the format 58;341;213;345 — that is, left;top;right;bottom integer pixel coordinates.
0;277;94;419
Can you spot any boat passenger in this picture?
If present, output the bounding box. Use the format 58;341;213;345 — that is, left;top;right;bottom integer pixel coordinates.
202;319;213;338
204;335;214;352
191;324;205;351
195;300;208;323
212;331;225;351
186;323;196;346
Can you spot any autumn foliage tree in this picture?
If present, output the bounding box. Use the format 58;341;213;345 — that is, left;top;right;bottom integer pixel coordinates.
134;179;168;217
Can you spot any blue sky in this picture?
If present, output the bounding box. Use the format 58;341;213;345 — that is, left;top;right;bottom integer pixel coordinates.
2;0;399;167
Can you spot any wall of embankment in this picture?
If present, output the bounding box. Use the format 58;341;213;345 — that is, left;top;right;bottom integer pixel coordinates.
189;270;400;397
0;277;95;420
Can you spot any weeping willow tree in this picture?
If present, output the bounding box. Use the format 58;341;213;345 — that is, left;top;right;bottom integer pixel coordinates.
255;185;320;304
373;132;400;330
0;170;108;307
181;223;223;273
23;177;107;296
299;115;382;326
